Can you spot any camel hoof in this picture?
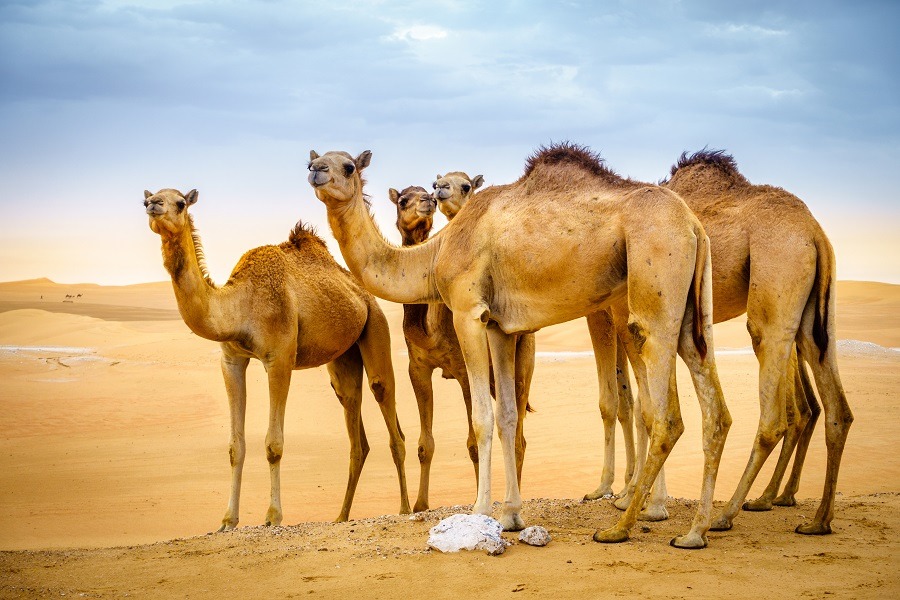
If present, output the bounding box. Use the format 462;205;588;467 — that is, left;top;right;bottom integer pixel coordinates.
413;501;429;514
593;527;630;543
613;496;631;511
500;512;525;532
399;504;412;516
218;518;238;532
583;488;614;502
670;533;708;549
743;498;774;512
709;516;733;531
638;506;669;522
795;522;832;535
773;494;797;507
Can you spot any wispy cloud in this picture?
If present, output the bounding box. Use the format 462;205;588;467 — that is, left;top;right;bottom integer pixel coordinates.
384;24;448;42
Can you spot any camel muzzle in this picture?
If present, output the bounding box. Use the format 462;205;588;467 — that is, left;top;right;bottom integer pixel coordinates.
308;170;330;187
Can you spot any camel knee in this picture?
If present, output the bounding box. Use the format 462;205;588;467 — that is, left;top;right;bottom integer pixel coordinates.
265;440;283;465
418;435;435;464
228;441;245;467
369;378;387;403
467;440;479;464
757;425;787;452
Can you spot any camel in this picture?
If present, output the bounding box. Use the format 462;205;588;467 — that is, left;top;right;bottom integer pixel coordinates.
432;172;483;220
308;144;731;548
660;150;852;535
143;188;410;531
389;184;536;512
433;172;639;503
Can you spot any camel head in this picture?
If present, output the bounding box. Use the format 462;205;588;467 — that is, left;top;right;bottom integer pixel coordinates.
432;171;483;220
144;188;198;236
389;185;436;245
308;150;372;204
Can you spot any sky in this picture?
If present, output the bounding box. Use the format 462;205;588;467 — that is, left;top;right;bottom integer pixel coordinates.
1;0;898;285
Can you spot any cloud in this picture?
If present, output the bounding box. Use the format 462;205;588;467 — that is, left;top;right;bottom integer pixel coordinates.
384;24;448;42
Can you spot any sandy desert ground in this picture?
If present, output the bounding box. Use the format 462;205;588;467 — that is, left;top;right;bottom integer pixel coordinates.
1;277;899;598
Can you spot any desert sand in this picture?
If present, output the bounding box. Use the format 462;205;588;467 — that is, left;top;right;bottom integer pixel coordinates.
1;278;899;598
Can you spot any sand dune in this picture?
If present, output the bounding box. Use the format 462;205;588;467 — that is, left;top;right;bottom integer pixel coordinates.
1;278;898;597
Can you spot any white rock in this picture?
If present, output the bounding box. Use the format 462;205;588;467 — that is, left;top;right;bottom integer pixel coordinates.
427;513;509;555
518;526;551;546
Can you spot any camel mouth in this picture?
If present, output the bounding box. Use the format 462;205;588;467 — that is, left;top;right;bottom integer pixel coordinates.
434;188;452;200
145;205;165;217
308;170;330;187
416;206;436;218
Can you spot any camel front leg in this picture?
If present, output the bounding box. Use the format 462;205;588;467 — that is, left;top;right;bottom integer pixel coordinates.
616;335;636;496
219;346;249;531
488;324;524;531
408;358;436;513
327;346;367;522
263;356;293;527
453;307;494;518
583;310;620;501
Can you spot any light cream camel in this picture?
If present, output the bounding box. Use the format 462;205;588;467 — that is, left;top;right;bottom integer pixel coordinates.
662;150;852;535
308;144;732;548
389;184;536;513
144;188;410;530
433;172;638;502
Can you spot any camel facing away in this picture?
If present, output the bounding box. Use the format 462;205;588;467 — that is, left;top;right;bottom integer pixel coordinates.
434;172;638;503
308;144;732;548
144;188;410;530
660;150;852;535
389;184;536;513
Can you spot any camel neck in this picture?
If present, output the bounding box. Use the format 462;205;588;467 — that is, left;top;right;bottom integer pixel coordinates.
161;225;235;341
324;193;441;304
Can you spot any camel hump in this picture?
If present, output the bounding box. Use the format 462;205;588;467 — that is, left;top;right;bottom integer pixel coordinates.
523;141;619;181
668;148;744;180
286;221;328;249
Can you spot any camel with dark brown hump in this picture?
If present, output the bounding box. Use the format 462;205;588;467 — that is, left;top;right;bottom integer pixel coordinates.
144;188;410;530
308;144;731;548
390;184;536;513
434;172;638;503
662;150;852;535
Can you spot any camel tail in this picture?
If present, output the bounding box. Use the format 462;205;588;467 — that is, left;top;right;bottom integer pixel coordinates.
812;236;835;363
690;231;709;361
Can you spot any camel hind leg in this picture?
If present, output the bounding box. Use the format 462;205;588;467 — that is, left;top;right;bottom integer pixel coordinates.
744;345;815;511
583;310;622;500
514;333;535;487
357;301;411;515
794;293;852;534
773;355;821;507
327;345;367;522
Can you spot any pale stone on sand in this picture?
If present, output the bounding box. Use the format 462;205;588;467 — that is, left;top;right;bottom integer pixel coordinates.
427;514;509;555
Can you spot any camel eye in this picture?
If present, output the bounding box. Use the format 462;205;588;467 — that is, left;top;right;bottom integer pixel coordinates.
343;163;356;176
461;184;471;193
432;182;437;189
176;200;186;210
399;199;408;208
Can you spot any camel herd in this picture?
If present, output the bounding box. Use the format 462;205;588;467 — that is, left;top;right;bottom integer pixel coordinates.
144;142;852;550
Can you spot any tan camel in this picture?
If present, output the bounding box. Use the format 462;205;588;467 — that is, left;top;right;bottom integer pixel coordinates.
433;172;639;502
389;185;536;513
143;188;410;530
432;172;483;220
661;150;852;535
308;144;731;548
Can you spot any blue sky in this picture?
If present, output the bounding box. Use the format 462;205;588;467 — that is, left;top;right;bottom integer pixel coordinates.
1;0;898;284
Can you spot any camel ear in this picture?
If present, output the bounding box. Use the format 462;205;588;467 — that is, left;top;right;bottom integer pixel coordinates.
472;175;484;190
355;150;372;171
184;189;198;205
144;190;153;200
309;150;320;161
388;188;400;204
